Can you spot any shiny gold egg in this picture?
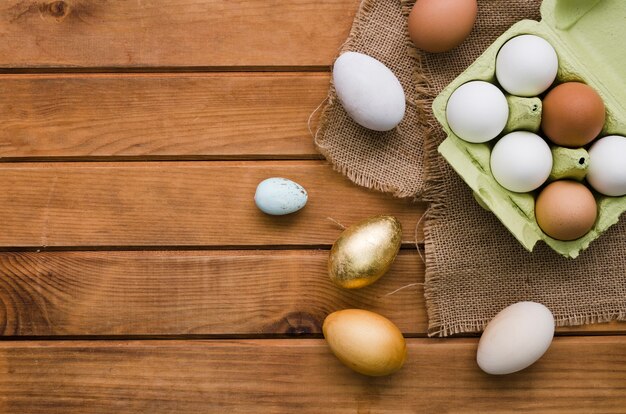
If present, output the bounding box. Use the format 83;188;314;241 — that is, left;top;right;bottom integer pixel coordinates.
328;215;402;289
323;309;407;376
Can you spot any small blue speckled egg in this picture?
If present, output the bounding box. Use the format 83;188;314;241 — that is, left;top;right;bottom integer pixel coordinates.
254;177;308;215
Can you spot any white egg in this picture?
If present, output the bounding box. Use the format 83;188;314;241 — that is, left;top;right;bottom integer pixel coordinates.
587;135;626;196
333;52;406;132
254;178;308;215
446;81;509;143
490;131;552;192
496;35;558;97
477;301;555;375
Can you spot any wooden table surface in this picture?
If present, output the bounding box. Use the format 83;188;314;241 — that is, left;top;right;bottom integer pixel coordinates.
0;1;624;412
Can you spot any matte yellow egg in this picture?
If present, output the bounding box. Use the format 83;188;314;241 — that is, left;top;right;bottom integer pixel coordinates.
323;309;407;376
328;215;402;289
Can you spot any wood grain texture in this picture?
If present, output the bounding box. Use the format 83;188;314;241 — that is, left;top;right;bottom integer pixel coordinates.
0;250;425;336
0;161;422;248
0;338;624;413
0;0;357;68
0;73;326;159
0;250;622;337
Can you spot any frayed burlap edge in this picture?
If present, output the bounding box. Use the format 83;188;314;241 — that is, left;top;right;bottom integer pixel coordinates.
428;311;626;338
314;0;433;199
422;128;626;335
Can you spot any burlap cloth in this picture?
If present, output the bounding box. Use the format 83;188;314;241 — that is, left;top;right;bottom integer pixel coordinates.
315;0;429;197
316;0;626;336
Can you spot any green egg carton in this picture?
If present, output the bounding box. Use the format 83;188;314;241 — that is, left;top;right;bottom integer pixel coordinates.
433;0;626;258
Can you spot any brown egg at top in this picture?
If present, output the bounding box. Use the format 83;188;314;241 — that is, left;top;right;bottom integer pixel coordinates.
541;82;606;147
408;0;477;53
535;180;597;241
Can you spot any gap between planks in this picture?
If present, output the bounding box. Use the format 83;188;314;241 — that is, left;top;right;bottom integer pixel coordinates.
0;66;332;74
0;155;326;163
0;71;331;79
0;244;424;252
1;328;625;341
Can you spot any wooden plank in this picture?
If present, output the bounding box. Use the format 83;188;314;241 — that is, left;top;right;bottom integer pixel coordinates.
0;250;424;336
0;73;326;159
0;161;422;248
0;0;358;68
0;337;624;413
0;250;623;337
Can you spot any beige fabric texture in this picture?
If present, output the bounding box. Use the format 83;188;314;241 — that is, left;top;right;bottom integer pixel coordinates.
316;0;626;336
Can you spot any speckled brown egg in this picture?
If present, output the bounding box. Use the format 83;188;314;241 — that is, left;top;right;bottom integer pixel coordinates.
541;82;605;147
407;0;477;53
535;180;597;241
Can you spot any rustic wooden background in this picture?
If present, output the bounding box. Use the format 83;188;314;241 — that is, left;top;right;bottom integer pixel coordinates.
0;1;624;412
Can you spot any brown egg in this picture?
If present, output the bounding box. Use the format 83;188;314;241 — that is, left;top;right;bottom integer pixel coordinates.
407;0;477;53
535;180;597;241
541;82;605;147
